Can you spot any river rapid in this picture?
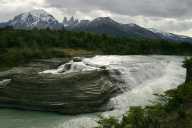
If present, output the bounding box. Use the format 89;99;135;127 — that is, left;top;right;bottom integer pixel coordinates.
0;55;186;128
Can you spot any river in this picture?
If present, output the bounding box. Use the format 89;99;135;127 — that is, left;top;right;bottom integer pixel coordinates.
0;55;186;128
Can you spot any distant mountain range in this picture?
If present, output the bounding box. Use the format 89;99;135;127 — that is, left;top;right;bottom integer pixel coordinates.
0;9;192;43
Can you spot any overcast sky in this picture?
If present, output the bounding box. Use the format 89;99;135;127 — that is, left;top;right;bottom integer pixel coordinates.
0;0;192;36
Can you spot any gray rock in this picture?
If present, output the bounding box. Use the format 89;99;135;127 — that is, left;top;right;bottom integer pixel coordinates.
0;79;11;88
0;59;121;114
73;57;83;62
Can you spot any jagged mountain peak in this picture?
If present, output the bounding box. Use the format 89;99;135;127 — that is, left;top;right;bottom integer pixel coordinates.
13;9;56;22
8;9;61;29
63;16;79;27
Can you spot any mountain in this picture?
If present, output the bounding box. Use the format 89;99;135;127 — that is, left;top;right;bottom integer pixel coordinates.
0;9;191;43
6;9;62;29
148;28;192;43
63;16;79;27
67;17;132;37
0;22;8;28
66;17;192;43
67;17;159;38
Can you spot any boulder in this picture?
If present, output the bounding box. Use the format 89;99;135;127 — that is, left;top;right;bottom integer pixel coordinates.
0;58;120;114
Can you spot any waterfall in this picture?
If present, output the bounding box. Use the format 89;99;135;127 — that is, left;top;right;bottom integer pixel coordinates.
39;57;101;74
83;56;168;91
0;55;186;128
60;55;186;128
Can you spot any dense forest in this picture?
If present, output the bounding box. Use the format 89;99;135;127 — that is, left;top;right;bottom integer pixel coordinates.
96;58;192;128
0;28;192;68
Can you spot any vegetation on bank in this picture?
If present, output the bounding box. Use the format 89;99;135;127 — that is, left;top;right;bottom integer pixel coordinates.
96;58;192;128
0;28;192;68
0;47;94;68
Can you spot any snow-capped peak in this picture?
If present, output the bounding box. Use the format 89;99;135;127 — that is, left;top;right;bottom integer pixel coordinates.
22;9;50;18
9;9;61;29
20;9;57;23
148;28;174;37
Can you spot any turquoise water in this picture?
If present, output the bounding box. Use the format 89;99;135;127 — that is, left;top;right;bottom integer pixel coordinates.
0;108;98;128
0;109;68;128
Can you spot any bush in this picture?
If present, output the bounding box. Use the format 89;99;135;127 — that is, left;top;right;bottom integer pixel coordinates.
96;82;192;128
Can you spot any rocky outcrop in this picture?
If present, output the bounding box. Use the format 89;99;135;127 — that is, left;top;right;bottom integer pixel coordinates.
0;58;120;114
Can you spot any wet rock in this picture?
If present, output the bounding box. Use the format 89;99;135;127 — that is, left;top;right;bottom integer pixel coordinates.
0;79;11;88
0;58;120;114
28;58;71;69
73;57;83;62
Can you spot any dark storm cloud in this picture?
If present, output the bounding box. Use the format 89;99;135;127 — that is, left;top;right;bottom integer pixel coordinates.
45;0;192;18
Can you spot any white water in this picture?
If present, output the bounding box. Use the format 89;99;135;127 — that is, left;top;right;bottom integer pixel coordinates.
0;56;186;128
39;59;100;74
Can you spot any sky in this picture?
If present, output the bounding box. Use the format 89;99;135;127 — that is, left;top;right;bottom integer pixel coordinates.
0;0;192;37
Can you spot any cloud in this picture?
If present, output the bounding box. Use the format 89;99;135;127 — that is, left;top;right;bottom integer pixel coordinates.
0;0;192;36
43;0;192;36
0;0;46;21
113;15;192;32
45;0;192;18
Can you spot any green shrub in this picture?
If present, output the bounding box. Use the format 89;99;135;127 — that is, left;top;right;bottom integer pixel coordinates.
183;57;192;68
96;116;120;128
96;82;192;128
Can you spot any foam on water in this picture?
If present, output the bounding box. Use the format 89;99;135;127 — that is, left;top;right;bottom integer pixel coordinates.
40;59;100;74
0;56;186;128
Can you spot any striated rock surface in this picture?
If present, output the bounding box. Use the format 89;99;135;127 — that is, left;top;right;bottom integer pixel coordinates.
0;58;120;114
